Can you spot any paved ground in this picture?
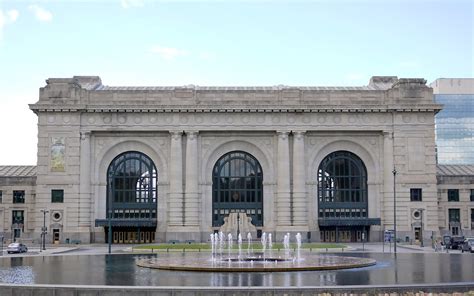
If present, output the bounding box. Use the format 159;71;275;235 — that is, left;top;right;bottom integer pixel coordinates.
0;242;467;258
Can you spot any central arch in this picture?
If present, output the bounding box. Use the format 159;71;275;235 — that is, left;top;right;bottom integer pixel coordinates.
212;151;263;227
318;150;378;242
104;151;158;244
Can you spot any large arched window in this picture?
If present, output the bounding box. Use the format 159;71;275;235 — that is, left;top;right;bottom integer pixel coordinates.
317;151;367;220
107;151;157;220
212;151;263;227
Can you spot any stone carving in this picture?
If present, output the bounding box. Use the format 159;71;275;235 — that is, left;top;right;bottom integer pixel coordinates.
195;115;204;124
149;115;157;124
179;115;188;124
226;116;234;124
287;114;296;124
48;115;55;123
417;114;427;123
117;114;127;124
133;115;142;124
87;115;96;124
63;115;70;124
317;115;326;124
402;114;412;123
219;212;257;238
103;115;112;124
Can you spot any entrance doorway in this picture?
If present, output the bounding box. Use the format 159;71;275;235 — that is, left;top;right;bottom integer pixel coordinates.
53;229;60;244
320;226;368;242
106;227;156;244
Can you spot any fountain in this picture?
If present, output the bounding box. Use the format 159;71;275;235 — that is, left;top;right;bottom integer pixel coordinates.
137;232;376;272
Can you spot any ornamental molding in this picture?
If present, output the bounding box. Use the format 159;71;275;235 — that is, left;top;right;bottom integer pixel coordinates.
30;104;443;114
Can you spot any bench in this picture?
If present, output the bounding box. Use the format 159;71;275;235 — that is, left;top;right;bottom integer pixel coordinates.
184;240;195;244
167;240;180;244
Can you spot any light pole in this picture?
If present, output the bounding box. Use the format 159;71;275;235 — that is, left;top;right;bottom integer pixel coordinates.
392;168;397;256
419;208;424;247
40;209;49;251
108;208;112;254
237;212;240;239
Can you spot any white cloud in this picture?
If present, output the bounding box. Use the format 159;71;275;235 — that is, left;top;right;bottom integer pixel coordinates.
28;5;52;22
149;45;189;60
199;51;216;61
0;9;19;40
7;10;19;22
121;0;145;9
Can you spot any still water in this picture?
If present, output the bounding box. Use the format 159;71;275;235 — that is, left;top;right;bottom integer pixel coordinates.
0;253;473;286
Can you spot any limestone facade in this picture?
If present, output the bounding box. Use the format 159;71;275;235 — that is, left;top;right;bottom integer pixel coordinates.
3;75;466;244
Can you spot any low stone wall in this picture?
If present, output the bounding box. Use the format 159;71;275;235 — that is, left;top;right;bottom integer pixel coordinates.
0;283;473;296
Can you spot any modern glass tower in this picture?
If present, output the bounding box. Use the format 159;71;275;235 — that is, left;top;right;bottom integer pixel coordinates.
430;78;474;164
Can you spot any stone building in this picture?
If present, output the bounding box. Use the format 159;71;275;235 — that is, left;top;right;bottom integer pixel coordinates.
2;75;472;245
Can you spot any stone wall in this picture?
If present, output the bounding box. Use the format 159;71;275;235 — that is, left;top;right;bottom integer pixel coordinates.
0;283;473;296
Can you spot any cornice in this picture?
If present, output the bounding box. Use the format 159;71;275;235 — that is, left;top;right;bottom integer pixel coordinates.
29;104;443;114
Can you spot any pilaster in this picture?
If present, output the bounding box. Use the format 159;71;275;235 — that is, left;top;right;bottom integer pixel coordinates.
79;131;91;230
184;131;199;226
277;131;291;226
168;131;183;226
292;131;308;227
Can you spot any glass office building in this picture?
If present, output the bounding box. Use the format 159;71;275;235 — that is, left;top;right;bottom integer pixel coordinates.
431;78;474;164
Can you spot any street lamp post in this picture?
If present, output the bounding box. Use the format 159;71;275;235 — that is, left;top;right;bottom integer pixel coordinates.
419;209;424;247
40;209;49;251
108;209;112;254
237;213;240;238
392;168;397;256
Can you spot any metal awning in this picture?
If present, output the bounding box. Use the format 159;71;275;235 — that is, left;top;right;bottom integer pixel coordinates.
95;219;157;227
318;218;381;227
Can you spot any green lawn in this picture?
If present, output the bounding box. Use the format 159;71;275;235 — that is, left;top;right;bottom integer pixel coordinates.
133;242;345;251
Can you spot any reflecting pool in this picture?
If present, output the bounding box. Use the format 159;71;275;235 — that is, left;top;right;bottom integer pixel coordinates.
0;252;473;286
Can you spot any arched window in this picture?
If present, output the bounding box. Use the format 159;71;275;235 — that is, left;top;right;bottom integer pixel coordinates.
212;151;263;227
107;151;157;220
317;151;367;220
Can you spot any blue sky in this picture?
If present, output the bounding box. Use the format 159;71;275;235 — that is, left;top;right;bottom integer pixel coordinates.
0;0;472;165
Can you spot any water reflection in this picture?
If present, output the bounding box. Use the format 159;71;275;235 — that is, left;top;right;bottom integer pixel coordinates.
0;253;472;286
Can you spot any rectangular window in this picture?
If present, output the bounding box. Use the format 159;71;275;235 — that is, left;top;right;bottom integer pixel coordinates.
448;189;459;202
12;210;24;224
471;189;474;202
13;190;25;204
471;209;474;229
0;190;2;203
448;208;460;222
410;188;422;202
51;189;64;203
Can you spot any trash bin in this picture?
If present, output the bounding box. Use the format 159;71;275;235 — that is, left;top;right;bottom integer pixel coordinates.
405;236;410;243
65;238;70;244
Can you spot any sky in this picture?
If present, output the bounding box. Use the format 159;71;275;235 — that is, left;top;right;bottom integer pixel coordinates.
0;0;472;165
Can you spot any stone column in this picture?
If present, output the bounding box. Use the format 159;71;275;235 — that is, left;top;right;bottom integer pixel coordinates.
184;131;199;226
292;131;307;226
79;131;91;229
383;131;394;223
277;131;291;226
169;131;183;226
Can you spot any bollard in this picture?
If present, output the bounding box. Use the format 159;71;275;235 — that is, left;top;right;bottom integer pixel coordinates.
326;248;328;252
310;248;312;252
167;248;169;253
